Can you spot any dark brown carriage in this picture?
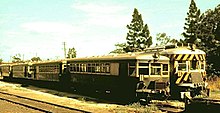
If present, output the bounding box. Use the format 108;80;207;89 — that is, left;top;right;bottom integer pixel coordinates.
0;63;12;77
63;53;170;101
10;63;30;79
31;60;66;81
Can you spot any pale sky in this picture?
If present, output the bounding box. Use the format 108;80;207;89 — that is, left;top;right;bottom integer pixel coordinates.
0;0;219;61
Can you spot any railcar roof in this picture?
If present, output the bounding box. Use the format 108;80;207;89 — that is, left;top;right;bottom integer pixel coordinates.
67;52;169;61
31;60;65;65
160;47;206;55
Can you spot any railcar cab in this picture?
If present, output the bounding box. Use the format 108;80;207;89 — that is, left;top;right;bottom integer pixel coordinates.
132;53;170;100
160;44;208;99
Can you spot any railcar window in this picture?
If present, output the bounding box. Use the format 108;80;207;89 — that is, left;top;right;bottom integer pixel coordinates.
163;64;168;71
151;63;160;66
38;64;60;73
201;61;205;70
129;68;136;76
76;64;80;72
191;60;199;70
81;64;87;72
91;64;96;72
139;68;149;75
151;63;161;75
129;62;136;66
104;63;110;73
129;62;136;76
162;64;169;75
138;63;149;76
87;64;91;72
2;67;9;72
151;67;161;75
95;63;100;72
69;62;110;74
13;66;23;72
178;61;187;71
139;63;149;66
100;63;105;73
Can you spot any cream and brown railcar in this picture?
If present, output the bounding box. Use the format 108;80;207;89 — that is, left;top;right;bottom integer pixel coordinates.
63;52;170;100
0;63;12;77
31;60;66;81
10;63;30;78
160;46;208;98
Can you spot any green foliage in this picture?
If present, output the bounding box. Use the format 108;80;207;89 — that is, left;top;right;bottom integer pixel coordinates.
12;54;23;63
156;33;172;46
197;5;220;75
182;0;201;44
156;33;186;46
31;57;42;62
125;8;152;52
67;47;76;58
0;58;2;63
110;43;126;54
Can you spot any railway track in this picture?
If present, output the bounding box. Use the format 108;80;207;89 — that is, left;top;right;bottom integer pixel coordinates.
183;97;220;113
3;78;220;113
149;100;185;113
0;91;90;113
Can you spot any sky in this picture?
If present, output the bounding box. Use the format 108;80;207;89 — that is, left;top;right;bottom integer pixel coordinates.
0;0;219;61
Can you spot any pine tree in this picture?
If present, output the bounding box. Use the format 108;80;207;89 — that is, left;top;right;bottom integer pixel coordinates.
125;8;152;52
182;0;201;44
197;5;220;75
139;24;152;49
67;47;76;58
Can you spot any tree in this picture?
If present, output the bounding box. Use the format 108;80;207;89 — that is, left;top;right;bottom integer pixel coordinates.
156;33;172;46
197;5;220;75
182;0;201;44
125;8;152;52
67;47;76;58
140;24;152;48
0;58;2;63
31;57;42;62
110;43;126;54
12;54;22;63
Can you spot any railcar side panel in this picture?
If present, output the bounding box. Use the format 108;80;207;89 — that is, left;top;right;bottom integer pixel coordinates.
12;64;27;78
33;62;62;82
0;64;11;77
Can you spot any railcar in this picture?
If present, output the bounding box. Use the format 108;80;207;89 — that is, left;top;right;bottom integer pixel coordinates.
10;63;31;79
160;44;209;99
31;60;66;81
62;52;170;101
0;63;11;77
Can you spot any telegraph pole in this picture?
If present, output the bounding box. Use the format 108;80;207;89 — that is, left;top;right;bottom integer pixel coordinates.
63;42;67;58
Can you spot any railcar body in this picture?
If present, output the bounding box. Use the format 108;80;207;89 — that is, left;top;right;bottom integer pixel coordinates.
63;53;170;101
160;45;209;99
31;60;65;81
0;64;11;77
10;63;31;79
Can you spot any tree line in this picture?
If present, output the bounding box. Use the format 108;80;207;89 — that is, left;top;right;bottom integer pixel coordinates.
0;47;76;63
111;0;220;76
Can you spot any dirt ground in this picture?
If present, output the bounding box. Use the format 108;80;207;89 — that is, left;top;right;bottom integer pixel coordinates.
0;81;162;113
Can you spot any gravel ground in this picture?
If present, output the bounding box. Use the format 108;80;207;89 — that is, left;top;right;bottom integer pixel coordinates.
0;81;162;113
0;99;42;113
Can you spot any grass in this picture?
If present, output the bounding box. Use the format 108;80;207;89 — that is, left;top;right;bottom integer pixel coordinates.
207;76;220;91
109;102;161;113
